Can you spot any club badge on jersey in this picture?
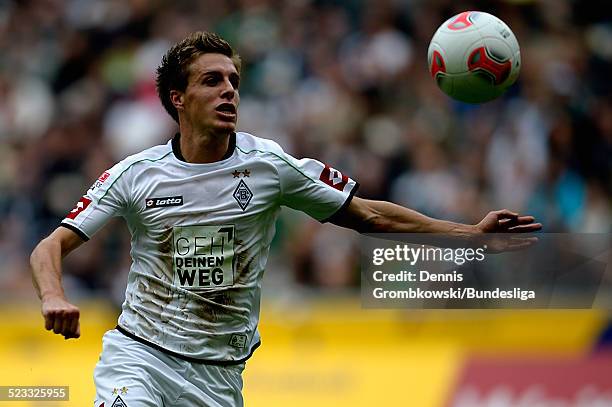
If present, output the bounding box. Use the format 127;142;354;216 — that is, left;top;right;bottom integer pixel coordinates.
233;180;253;210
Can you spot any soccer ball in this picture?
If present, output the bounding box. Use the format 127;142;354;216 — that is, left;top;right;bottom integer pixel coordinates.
427;11;520;103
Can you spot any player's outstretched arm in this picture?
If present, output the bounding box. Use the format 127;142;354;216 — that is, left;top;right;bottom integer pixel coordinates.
30;227;85;339
331;197;542;236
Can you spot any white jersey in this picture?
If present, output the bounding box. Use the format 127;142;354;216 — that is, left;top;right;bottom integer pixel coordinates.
61;132;358;363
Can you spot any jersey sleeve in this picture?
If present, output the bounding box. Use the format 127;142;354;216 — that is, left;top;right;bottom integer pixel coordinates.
275;148;359;222
60;162;131;240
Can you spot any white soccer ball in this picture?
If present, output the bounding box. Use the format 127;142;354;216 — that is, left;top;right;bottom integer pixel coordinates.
427;11;521;103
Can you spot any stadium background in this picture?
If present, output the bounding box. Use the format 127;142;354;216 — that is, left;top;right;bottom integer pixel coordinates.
0;0;610;405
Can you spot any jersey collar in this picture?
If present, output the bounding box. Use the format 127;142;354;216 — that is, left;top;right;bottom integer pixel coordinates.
171;132;236;163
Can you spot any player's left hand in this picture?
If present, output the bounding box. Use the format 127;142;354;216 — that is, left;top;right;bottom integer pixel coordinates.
476;209;542;234
475;209;542;252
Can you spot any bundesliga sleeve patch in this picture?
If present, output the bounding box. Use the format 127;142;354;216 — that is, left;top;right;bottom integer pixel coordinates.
319;164;349;191
89;170;111;192
66;196;92;219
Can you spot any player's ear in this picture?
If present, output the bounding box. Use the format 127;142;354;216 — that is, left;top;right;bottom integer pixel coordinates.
170;90;184;111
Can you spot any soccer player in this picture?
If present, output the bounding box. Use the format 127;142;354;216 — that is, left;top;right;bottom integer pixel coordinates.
30;32;541;406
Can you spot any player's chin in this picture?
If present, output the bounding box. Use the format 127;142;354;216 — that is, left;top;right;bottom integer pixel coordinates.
213;119;237;133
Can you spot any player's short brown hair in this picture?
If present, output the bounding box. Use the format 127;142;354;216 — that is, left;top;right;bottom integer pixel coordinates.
156;31;241;123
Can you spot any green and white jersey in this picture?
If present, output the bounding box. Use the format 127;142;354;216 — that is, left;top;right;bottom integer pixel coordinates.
61;132;358;363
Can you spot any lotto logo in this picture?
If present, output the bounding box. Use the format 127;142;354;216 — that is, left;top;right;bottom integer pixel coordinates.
66;197;92;219
144;196;183;209
319;164;349;191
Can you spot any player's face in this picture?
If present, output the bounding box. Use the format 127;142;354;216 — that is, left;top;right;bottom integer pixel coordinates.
182;53;240;134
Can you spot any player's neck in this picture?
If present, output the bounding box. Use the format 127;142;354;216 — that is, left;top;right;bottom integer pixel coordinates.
178;127;232;164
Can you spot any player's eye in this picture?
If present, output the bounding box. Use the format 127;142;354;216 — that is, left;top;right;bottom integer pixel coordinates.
230;74;240;89
204;77;219;86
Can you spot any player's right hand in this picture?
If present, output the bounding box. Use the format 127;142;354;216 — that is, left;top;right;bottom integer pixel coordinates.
41;296;80;339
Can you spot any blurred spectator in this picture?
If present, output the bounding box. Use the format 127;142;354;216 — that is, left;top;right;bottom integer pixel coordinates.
0;0;610;302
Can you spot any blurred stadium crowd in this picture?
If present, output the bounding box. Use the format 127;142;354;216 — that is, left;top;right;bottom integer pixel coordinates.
0;0;610;300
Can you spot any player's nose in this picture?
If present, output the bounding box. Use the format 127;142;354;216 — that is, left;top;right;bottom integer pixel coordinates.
220;78;236;100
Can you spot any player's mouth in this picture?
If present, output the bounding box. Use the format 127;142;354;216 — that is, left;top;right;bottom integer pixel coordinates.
215;103;237;120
